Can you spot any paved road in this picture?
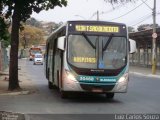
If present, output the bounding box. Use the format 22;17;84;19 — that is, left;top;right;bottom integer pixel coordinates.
0;59;160;116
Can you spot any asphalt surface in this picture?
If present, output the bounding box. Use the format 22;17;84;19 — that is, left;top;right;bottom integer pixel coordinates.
0;59;160;119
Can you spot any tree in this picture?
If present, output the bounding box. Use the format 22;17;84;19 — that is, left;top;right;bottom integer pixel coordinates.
0;17;10;47
0;0;67;91
19;25;45;48
128;26;135;33
26;17;58;35
137;24;159;31
19;25;45;58
26;17;42;28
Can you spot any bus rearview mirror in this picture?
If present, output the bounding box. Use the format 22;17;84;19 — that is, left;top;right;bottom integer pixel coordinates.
129;39;136;54
57;36;65;51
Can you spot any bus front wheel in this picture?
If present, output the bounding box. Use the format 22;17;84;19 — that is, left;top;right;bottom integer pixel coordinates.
106;93;114;99
60;91;68;99
48;81;56;89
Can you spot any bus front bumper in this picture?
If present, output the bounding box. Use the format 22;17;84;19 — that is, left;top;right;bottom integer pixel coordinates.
62;75;128;93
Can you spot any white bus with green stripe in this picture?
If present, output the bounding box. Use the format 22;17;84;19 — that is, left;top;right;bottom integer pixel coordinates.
44;21;136;99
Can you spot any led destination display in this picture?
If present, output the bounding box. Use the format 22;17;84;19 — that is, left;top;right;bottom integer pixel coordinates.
75;25;119;33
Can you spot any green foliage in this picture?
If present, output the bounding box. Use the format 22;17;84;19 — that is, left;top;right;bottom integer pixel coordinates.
0;17;10;47
1;0;67;21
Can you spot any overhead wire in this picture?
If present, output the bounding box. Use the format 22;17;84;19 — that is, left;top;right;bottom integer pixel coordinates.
141;0;152;10
131;12;160;27
89;2;131;20
131;14;152;26
108;0;148;21
128;13;152;25
89;0;159;27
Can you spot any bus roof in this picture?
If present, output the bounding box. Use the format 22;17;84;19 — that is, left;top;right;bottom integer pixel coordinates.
47;20;127;42
67;20;126;26
51;20;126;33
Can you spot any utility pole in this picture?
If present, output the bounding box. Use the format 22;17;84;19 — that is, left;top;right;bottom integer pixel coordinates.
152;0;157;74
97;10;99;21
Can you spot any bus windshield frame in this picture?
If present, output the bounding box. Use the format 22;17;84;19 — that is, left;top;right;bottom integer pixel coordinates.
66;21;128;76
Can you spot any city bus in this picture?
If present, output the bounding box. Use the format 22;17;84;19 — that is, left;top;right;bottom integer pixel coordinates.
44;21;136;99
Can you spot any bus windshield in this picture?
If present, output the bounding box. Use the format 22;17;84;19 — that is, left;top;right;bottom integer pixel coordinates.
68;34;127;70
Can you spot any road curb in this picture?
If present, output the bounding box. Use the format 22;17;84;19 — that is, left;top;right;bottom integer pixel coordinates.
0;90;31;96
130;72;160;78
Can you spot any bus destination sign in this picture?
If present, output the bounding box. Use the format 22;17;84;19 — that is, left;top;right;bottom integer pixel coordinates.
75;25;119;33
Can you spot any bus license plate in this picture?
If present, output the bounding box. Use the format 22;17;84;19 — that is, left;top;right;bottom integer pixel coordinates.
92;89;103;93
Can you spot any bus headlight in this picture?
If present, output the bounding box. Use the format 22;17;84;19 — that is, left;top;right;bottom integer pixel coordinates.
67;73;76;81
114;73;129;92
65;70;76;81
118;73;128;83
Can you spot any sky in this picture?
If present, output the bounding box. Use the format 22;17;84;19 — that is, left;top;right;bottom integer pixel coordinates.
31;0;160;29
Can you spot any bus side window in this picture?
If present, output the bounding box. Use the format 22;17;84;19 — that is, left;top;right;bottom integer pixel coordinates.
57;36;65;51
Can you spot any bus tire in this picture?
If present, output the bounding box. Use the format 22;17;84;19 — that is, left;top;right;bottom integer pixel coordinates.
106;93;114;99
60;91;68;99
48;81;54;89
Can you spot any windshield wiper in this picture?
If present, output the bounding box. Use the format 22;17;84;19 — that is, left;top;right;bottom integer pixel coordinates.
81;32;96;49
103;33;114;51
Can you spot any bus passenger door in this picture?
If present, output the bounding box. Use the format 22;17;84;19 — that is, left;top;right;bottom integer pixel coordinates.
54;49;63;87
48;48;53;83
54;36;65;88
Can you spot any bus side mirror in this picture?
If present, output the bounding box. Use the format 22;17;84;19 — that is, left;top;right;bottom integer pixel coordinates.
129;39;136;54
57;36;65;51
